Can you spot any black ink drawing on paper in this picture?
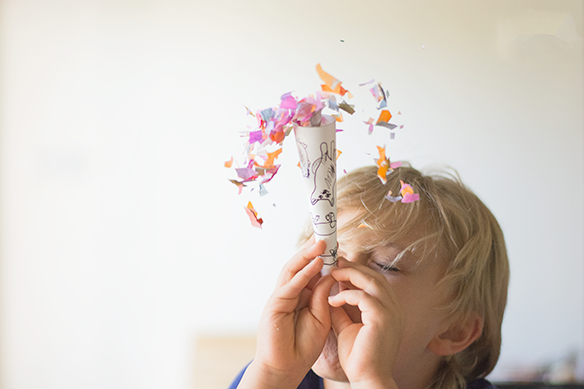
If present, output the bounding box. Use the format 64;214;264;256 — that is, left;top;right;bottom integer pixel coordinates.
295;139;310;178
317;240;337;266
311;211;337;237
310;141;336;207
328;245;338;266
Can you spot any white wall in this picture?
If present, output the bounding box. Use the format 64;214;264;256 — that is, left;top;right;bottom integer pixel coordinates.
0;1;582;388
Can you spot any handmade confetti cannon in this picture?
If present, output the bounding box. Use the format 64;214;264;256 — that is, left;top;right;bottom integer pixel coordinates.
293;115;338;274
227;64;412;276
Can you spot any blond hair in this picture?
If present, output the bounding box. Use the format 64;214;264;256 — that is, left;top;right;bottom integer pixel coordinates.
299;164;509;388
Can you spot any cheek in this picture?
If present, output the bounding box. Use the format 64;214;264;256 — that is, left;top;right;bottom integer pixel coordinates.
312;332;348;382
397;288;449;346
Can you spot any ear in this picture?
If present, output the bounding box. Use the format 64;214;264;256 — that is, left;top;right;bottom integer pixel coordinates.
427;313;484;356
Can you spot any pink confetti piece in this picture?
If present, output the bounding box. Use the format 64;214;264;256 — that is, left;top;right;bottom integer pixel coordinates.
280;92;297;110
244;202;263;228
399;180;415;197
402;193;420;203
249;130;264;144
236;167;258;181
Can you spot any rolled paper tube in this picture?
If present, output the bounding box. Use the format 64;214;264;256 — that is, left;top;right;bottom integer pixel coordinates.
294;115;338;276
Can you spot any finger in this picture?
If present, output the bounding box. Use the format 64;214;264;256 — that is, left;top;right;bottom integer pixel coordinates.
306;270;322;292
307;275;337;327
336;256;384;279
329;305;355;336
276;240;327;288
328;289;385;324
276;255;324;300
330;265;391;304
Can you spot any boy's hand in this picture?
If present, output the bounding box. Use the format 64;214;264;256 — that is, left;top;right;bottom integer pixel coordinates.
328;258;402;389
239;239;336;389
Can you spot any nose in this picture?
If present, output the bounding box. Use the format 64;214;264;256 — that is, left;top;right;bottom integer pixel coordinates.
338;251;368;266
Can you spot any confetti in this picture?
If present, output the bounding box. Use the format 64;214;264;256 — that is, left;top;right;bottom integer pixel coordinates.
375;145;401;184
385;190;402;203
399;180;420;203
359;79;375;87
244;201;263;228
227;64;406;227
377;110;392;124
369;82;388;109
229;179;246;195
384;182;420;204
338;100;355;115
376;110;397;130
316;63;341;92
259;184;268;197
376;145;390;184
402;192;420;203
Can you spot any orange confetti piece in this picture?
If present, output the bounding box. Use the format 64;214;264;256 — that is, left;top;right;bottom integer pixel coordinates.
377;110;392;124
376;146;389;184
335;112;344;122
262;148;282;167
377;165;389;184
321;83;345;95
316;63;340;90
336;149;342;161
376;146;387;164
269;130;286;144
224;157;233;168
399;180;415;196
244;201;263;228
321;84;334;93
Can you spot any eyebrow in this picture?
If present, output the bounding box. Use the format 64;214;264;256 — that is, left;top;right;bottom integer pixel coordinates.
377;242;404;252
376;242;422;265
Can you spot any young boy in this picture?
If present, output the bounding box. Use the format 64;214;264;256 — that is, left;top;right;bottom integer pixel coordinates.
229;164;509;389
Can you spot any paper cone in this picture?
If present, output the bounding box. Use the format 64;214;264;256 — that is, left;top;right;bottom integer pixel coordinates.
294;116;337;275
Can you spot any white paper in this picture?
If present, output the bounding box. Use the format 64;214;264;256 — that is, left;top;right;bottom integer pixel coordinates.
294;116;337;275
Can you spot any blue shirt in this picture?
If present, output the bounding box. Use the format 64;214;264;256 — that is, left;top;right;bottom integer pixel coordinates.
227;364;496;389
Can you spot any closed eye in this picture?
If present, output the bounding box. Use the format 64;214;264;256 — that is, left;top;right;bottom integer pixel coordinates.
373;261;399;273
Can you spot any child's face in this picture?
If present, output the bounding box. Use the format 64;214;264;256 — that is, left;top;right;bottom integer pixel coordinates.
312;209;453;386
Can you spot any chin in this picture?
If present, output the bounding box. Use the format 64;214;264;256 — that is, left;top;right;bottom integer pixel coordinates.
311;330;349;382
